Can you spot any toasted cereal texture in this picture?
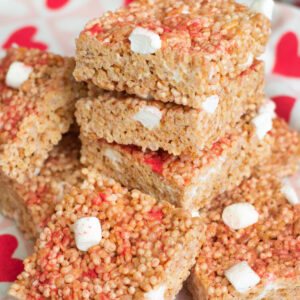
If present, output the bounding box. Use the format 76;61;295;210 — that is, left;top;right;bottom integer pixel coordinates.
254;117;300;178
76;62;264;155
9;169;204;300
0;133;83;240
0;47;86;184
80;112;272;210
188;175;300;300
74;0;270;108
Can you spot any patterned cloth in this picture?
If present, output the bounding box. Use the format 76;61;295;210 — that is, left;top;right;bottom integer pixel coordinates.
0;1;299;299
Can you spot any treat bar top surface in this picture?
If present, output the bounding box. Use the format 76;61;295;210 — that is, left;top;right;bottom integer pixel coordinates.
81;0;268;55
10;170;204;300
189;176;300;300
74;0;270;108
0;47;85;183
0;133;83;240
0;47;72;144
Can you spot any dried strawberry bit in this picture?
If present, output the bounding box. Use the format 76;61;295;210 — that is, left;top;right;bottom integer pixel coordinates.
143;150;169;174
92;192;107;205
210;141;223;156
82;270;97;279
85;23;103;36
148;208;164;221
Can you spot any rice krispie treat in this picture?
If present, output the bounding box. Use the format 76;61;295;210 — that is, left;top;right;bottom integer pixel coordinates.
74;0;271;108
0;47;86;184
80;108;275;211
76;62;264;155
0;133;83;240
9;169;204;300
188;175;300;300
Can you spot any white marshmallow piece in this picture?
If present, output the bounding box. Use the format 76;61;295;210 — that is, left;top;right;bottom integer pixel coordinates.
129;27;161;54
191;211;200;218
222;203;259;230
144;285;166;300
105;148;121;168
258;99;276;119
251;112;273;140
5;61;33;89
241;53;254;68
73;217;102;251
225;261;260;293
280;182;300;205
202;95;219;114
250;0;274;20
133;106;162;130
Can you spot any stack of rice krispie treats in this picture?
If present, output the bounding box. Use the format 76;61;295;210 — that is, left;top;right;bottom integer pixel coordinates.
1;0;300;300
74;0;276;211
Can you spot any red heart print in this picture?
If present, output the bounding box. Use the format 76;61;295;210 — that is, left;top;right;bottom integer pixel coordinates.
2;26;48;51
124;0;134;5
46;0;69;10
0;234;24;282
271;95;296;123
273;31;300;77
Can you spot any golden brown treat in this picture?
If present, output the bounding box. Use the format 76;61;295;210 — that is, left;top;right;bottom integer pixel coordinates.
255;117;300;178
9;169;204;300
0;133;83;240
76;62;264;155
80;112;273;211
0;47;86;184
74;0;270;108
188;175;300;300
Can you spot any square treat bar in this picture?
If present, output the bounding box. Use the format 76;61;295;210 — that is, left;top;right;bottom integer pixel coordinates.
74;0;270;108
80;111;273;211
76;62;264;155
0;47;86;184
9;169;204;300
188;175;300;300
0;133;83;240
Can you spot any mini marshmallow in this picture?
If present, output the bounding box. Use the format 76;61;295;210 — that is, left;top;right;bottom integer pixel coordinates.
202;95;219;114
258;99;276;119
280;181;300;205
105;148;122;168
133;106;162;130
73;217;102;251
241;53;254;68
191;211;200;218
250;0;274;20
222;203;258;230
144;285;166;300
129;27;161;54
5;61;33;89
189;186;198;198
251;112;273;140
225;261;260;293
